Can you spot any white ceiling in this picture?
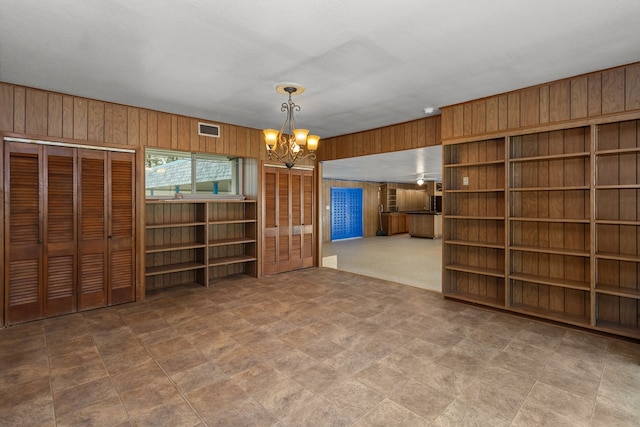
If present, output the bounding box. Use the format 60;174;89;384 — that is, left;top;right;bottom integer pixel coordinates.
322;145;442;183
1;1;639;183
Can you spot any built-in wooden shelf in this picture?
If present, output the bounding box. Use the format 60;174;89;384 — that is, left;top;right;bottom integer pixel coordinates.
444;239;505;249
446;188;505;193
509;217;589;223
509;152;590;162
145;199;257;291
509;245;590;257
444;159;505;168
146;262;207;276
445;264;505;278
595;285;640;299
596;252;640;262
509;273;590;291
509;186;590;192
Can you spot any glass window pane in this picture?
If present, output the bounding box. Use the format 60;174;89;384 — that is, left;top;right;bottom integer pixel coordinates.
145;149;191;197
195;154;236;195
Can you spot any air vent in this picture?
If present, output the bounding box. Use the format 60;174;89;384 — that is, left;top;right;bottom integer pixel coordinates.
198;122;220;138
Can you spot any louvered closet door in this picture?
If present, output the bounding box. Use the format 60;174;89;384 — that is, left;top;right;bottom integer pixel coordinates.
277;168;291;273
301;170;314;268
288;169;314;269
290;171;303;270
5;142;43;323
44;146;77;317
262;167;279;275
77;150;108;310
108;152;135;304
262;166;315;275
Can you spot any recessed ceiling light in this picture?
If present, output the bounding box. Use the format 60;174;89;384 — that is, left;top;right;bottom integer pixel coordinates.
424;107;436;115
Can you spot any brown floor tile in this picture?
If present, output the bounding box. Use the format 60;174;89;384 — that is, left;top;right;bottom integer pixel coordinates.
0;376;54;426
388;378;453;421
292;362;341;394
433;399;510;427
0;347;49;385
281;395;351;427
519;382;593;426
457;366;536;422
353;361;409;396
353;398;430;427
185;377;250;421
171;360;227;395
321;379;384;421
55;395;129;427
53;376;120;419
267;348;319;377
129;396;202;427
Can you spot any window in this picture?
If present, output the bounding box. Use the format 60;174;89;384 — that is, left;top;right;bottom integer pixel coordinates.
145;149;240;197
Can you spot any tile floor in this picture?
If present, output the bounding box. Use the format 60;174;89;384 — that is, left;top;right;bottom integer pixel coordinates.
1;268;639;426
323;234;442;292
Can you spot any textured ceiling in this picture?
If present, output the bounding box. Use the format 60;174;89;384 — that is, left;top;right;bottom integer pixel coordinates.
1;0;639;183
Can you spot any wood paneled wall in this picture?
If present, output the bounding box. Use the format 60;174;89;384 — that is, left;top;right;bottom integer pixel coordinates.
318;116;441;161
0;82;315;167
441;62;640;142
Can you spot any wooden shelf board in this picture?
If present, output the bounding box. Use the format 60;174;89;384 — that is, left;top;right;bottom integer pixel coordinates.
445;239;505;249
146;222;206;229
509;304;590;328
596;147;640;156
445;188;505;193
509;186;589;192
595;184;640;190
509;245;589;257
209;238;256;247
595;285;640;299
509;152;590;163
209;255;257;267
444;159;505;168
596;252;640;262
595;321;640;340
445;264;505;278
146;262;207;276
146;281;206;292
444;215;505;220
509;217;589;224
596;219;640;226
509;273;590;291
209;219;257;225
444;292;506;309
146;243;206;253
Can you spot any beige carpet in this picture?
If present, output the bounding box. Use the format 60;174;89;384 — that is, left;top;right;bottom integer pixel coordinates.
323;233;442;293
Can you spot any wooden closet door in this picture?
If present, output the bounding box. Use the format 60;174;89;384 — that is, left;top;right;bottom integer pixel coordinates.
108;152;135;304
290;170;304;270
262;166;315;275
5;142;43;323
301;169;314;268
43;146;77;317
262;167;279;275
277;168;291;273
77;149;108;310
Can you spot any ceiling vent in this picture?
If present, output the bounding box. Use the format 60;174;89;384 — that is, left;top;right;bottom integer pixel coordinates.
198;122;220;138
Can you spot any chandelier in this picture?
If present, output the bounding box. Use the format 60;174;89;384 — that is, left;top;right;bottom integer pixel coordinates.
263;83;320;169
